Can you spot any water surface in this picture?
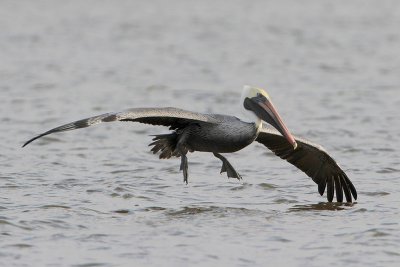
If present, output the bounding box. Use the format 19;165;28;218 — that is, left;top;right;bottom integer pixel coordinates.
1;0;399;266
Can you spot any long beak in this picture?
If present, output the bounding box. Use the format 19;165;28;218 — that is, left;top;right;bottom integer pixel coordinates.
245;95;297;149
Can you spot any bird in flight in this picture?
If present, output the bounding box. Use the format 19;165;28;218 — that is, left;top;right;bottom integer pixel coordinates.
23;86;357;202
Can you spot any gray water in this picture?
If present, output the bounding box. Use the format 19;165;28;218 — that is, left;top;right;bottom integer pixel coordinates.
1;0;400;266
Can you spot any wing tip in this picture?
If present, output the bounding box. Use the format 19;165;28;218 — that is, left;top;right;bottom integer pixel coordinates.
318;181;326;196
22;130;53;148
343;173;357;200
22;135;41;147
318;174;357;203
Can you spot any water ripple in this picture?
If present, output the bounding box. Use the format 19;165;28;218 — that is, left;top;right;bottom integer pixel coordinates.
376;167;400;174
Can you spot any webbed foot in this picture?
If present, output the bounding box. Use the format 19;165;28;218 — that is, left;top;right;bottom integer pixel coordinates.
213;153;242;180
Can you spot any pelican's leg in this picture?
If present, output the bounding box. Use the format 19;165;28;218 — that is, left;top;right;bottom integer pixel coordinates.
180;153;189;184
175;130;192;184
213;153;242;180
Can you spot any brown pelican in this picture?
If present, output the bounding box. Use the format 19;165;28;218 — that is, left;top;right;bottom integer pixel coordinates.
23;86;357;203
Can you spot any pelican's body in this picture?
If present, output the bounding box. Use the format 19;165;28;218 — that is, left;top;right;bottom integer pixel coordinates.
23;86;357;203
177;115;259;153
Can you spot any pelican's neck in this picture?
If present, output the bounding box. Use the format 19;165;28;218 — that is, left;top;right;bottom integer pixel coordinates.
255;118;262;133
239;109;262;132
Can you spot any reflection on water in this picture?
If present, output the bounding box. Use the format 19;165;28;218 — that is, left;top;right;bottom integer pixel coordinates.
1;0;400;266
289;202;355;212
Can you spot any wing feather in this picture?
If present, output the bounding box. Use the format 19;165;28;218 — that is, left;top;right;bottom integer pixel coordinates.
340;174;352;202
23;107;219;147
334;176;344;203
327;176;334;202
255;126;357;202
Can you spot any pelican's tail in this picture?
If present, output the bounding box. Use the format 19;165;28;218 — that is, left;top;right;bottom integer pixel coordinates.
149;133;180;159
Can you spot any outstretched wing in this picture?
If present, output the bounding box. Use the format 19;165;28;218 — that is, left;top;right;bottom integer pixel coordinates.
255;126;357;203
23;107;219;147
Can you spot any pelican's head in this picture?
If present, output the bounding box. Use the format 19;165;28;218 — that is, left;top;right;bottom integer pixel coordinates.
241;85;297;149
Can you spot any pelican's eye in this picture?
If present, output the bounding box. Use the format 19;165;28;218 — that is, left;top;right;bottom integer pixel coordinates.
255;93;267;101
